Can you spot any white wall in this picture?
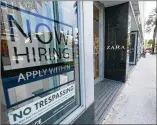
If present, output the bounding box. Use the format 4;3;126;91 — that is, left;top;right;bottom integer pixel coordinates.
138;1;145;35
82;1;94;108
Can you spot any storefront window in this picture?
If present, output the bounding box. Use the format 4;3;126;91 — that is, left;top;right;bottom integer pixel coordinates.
1;0;80;124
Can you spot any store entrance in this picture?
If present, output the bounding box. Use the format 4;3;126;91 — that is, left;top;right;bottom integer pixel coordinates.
93;2;104;84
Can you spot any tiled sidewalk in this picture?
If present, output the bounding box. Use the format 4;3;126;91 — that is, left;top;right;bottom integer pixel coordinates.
94;79;124;124
102;55;156;124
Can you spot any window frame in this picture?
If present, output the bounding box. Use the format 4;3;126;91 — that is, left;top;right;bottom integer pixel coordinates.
60;1;86;124
0;1;91;124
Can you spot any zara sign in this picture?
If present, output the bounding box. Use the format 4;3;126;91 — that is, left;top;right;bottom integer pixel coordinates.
106;45;125;50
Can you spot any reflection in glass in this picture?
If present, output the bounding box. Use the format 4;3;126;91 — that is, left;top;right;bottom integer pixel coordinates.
93;5;99;79
1;1;80;124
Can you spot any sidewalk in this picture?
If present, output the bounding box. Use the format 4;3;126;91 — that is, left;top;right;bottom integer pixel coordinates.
94;79;124;124
102;54;156;124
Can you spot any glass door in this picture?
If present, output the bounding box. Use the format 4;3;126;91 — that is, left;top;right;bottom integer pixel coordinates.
129;32;138;65
93;4;101;84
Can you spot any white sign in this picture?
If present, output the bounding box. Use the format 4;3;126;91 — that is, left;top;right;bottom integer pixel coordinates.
106;45;125;50
8;83;75;124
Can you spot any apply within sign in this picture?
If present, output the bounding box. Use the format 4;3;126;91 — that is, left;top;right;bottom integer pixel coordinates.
1;1;75;104
1;2;77;124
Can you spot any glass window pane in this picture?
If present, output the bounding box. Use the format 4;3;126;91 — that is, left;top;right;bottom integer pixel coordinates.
1;1;80;124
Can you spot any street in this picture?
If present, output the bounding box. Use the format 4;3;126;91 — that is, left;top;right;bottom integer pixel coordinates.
103;54;156;124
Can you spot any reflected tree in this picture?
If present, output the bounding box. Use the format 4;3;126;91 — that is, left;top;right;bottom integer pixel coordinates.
145;7;157;54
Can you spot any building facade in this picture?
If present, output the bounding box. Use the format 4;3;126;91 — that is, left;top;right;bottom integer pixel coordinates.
0;1;144;124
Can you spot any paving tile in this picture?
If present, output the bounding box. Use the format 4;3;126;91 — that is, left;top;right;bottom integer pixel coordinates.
94;79;124;124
